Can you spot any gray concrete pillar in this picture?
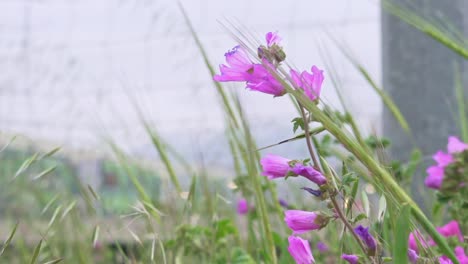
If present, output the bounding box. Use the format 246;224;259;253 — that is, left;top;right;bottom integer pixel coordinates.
382;0;468;160
382;0;468;208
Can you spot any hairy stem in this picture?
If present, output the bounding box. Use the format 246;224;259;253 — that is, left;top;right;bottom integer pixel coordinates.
299;104;372;261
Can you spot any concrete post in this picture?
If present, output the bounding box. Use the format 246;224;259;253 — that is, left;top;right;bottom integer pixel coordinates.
382;0;467;160
382;0;468;207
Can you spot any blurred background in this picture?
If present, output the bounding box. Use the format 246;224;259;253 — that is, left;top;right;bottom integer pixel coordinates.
0;0;466;259
0;0;383;209
0;0;382;161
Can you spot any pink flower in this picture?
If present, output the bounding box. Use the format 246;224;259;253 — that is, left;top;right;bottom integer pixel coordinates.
425;165;445;189
237;198;249;215
433;151;454;166
341;254;359;264
284;210;323;234
245;63;285;96
425;136;468;189
410;221;463;253
291;164;327;185
266;31;282;47
288;236;315;264
439;256;453;264
436;220;463;242
290;66;324;101
408;231;428;252
455;246;468;264
214;45;253;82
261;154;326;185
260;154;292;179
447;136;468;154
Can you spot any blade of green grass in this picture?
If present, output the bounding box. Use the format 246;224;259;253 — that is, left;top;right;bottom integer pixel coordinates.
329;36;411;135
29;239;42;264
393;204;411;264
0;221;19;256
178;3;239;128
383;0;468;59
454;63;468;141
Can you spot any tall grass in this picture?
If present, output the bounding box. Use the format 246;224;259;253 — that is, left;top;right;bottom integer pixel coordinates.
0;1;466;263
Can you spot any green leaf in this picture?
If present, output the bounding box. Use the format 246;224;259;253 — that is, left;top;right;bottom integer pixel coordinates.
215;219;237;240
231;248;255;264
361;191;370;217
403;149;422;181
352;213;368;224
378;196;387;222
393;204;411;264
346;178;360;216
291;117;305;133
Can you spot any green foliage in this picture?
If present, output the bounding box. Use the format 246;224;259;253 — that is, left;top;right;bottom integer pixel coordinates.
393;205;411;264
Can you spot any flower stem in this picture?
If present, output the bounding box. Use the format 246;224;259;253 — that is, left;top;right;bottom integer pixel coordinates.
299;105;321;169
299;104;372;261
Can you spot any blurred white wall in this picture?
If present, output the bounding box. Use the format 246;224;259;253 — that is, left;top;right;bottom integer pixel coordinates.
0;0;382;164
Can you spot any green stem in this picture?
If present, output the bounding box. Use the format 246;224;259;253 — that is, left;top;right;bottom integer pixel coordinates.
290;89;459;264
299;105;372;262
240;109;278;264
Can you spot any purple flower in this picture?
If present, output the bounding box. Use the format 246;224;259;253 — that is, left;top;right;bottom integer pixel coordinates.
288;236;315;264
284;210;324;234
408;249;419;263
425;165;445;189
279;199;289;208
245;63;285;96
213;45;253;82
260;154;292;179
237;198;249;215
291;164;327;185
316;242;328;253
447;136;468;154
301;187;322;197
341;254;359;264
290;66;324;101
266;31;282;47
354;225;377;251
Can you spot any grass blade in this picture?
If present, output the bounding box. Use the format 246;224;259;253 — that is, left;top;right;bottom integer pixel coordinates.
0;221;19;256
393;205;411;264
29;239;42;264
454;63;468;141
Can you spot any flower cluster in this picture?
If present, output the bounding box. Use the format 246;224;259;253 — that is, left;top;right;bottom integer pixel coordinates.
422;136;468;263
214;31;324;101
408;220;467;262
425;136;468;190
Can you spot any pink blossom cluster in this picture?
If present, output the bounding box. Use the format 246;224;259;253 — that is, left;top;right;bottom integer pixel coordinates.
214;32;324;101
425;136;468;189
260;154;328;263
408;220;467;263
